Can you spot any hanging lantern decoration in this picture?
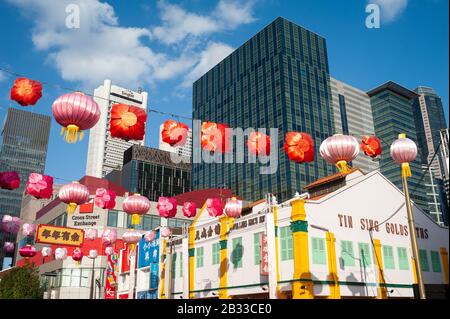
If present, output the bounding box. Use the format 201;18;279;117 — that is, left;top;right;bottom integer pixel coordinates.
1;215;21;234
247;132;271;156
72;248;83;266
361;135;382;158
10;77;43;106
161;120;189;147
144;230;156;243
26;173;53;199
41;247;53;258
19;244;37;259
206;198;224;217
122;230;142;254
224;197;242;218
85;229;98;241
160;227;172;238
284;132;315;163
94;188;116;209
201;121;229;153
319;134;360;173
182;202;197;218
390;133;418;178
58;181;90;215
3;242;15;254
101;228;117;245
105;246;115;256
123;194;151;226
110;104;147;141
88;249;98;259
52;92;100;143
22;223;35;237
0;171;20;190
55;247;68;260
156;197;177;219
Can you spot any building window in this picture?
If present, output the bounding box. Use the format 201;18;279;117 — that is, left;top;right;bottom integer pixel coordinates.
107;211;118;227
70;268;81;287
340;241;355;267
382;246;395;270
419;250;429;272
254;233;263;265
196;247;204;268
430;251;442;273
280;226;293;261
397;247;409;270
358;243;371;267
231;237;243;268
212;243;220;265
311;237;326;265
61;269;71;287
338;94;349;135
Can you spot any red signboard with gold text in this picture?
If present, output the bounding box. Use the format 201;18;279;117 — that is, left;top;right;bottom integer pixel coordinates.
260;234;269;276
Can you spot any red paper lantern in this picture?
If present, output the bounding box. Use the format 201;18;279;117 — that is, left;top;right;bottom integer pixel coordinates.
182;202;197;218
361;135;382;158
94;188;116;209
123;194;151;226
247;132;270;156
0;171;20;190
284;132;315;163
110;104;147;141
26;173;53;199
156;197;177;218
19;244;37;259
10;77;42;106
206;198;223;217
201;121;229;153
161;120;189;147
72;248;84;265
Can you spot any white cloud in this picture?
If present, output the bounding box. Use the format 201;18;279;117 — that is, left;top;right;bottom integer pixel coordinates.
369;0;408;22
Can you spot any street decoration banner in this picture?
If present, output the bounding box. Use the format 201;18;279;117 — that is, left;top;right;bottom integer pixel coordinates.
149;230;160;299
105;252;119;299
35;224;84;246
260;234;269;276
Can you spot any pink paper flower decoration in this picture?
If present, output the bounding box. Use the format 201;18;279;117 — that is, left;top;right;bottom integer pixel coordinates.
157;197;177;218
94;188;116;209
182;202;197;218
144;230;156;242
1;215;21;234
22;223;35;237
206;198;224;217
26;173;53;199
0;171;20;190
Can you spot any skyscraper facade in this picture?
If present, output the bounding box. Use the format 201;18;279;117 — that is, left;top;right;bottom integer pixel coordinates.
367;81;429;213
0;108;51;269
158;124;193;158
330;77;379;173
86;80;148;178
192;17;335;202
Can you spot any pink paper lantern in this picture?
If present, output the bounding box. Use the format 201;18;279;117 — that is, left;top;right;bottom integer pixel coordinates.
88;249;98;259
319;134;360;172
182;202;197;218
1;215;21;234
206;198;224;217
0;171;20;190
144;230;156;243
55;247;68;260
19;244;37;258
122;194;151;226
94;188;116;209
157;197;177;218
59;181;90;215
122;230;142;245
160;227;172;238
224;197;242;218
3;242;14;254
41;247;53;257
101;228;117;245
26;173;53;199
390;133;418;178
85;229;98;241
22;223;35;237
105;246;115;256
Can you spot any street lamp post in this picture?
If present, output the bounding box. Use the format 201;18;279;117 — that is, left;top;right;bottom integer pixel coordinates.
89;257;95;299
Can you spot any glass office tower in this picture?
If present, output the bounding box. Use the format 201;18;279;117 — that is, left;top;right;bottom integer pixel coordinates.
192;17;335;202
0;108;51;269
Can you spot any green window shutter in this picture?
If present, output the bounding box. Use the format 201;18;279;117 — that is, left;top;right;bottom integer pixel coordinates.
312;237;326;265
358;243;371;267
382;246;395;270
196;247;204;268
397;247;409;270
430;251;442;273
341;241;355;267
212;243;220;265
254;233;262;265
280;226;293;261
419;250;429;272
232;237;243;268
171;253;177;278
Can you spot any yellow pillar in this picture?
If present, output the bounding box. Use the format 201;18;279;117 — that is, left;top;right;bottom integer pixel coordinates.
373;239;388;299
273;206;285;298
218;216;233;299
188;225;196;299
159;239;167;299
440;247;449;285
325;232;340;299
290;199;313;299
411;256;418;284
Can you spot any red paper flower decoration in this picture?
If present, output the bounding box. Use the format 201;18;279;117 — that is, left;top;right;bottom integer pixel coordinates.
247;132;270;156
10;77;42;106
361;135;382;158
0;171;20;190
284;132;315;163
110;104;147;141
161;120;189;147
201;121;229;153
94;188;116;209
157;197;178;218
26;173;53;199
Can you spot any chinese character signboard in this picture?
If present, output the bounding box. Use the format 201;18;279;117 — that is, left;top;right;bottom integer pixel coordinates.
105;253;119;299
149;230;160;299
35;224;84;246
260;234;268;276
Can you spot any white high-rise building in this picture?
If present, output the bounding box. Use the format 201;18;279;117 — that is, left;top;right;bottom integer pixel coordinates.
86;80;148;178
158;124;192;158
330;77;379;173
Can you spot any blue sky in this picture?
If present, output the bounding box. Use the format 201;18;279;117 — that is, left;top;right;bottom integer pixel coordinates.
0;0;448;183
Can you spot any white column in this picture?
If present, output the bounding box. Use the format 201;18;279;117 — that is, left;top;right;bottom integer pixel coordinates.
266;199;278;299
182;236;189;299
128;249;136;299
